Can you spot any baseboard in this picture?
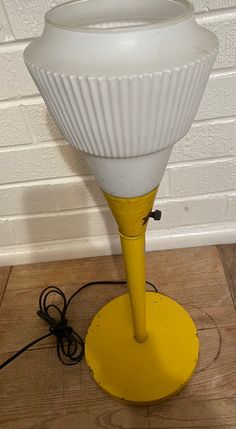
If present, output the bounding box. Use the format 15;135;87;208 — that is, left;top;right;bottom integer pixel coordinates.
0;221;235;266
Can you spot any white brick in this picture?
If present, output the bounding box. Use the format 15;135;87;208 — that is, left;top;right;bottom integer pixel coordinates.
149;194;227;229
0;178;105;216
3;0;64;39
0;217;15;245
23;102;62;143
171;118;236;163
0;208;116;245
0;104;31;146
226;192;236;220
0;0;13;42
169;158;236;197
196;71;236;120
43;173;171;213
0;143;89;184
0;101;62;147
197;10;236;69
0;193;229;246
0;44;37;101
192;1;236;12
0;181;57;216
0;168;169;216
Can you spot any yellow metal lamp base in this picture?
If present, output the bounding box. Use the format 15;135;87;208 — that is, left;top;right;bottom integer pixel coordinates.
85;292;199;405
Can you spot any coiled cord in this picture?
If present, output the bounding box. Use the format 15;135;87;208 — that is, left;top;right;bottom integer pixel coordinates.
0;280;158;370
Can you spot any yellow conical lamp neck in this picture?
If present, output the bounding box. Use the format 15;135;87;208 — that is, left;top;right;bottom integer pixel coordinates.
103;187;158;237
103;187;158;343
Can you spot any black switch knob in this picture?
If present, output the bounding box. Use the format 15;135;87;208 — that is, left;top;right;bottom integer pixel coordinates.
149;210;162;221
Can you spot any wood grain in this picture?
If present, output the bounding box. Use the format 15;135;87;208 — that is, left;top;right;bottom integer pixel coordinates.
0;266;11;307
218;244;236;306
1;246;235;353
0;246;236;429
149;397;236;429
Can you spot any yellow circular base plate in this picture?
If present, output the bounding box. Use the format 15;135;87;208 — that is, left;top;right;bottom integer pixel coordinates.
85;292;199;405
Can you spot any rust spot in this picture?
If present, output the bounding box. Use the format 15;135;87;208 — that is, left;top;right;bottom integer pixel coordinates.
88;366;94;377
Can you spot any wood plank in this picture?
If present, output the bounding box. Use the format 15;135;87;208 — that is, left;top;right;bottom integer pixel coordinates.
218;244;236;306
0;267;10;307
1;246;236;353
1;246;236;428
6;254;125;291
1;246;235;354
0;282;128;353
177;325;236;400
0;254;126;352
149;397;236;429
1;324;236;428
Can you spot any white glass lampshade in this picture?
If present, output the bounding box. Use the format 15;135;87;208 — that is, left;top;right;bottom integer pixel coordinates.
24;0;218;197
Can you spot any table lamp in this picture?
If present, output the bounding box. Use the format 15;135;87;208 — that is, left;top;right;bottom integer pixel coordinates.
24;0;218;404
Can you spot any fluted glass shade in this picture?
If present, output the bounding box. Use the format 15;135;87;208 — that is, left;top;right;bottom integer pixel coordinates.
24;0;218;197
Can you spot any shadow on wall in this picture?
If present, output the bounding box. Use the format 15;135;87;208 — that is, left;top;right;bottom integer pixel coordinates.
23;133;120;263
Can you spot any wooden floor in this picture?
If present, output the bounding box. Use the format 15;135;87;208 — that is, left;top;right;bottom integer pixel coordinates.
0;245;235;429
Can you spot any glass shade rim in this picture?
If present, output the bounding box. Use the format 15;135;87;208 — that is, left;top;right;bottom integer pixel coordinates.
45;0;194;33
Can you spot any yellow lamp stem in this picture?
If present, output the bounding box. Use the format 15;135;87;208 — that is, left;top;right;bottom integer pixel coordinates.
120;232;147;342
103;187;158;343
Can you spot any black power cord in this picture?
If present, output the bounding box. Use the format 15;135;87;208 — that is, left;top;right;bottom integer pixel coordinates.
0;280;158;370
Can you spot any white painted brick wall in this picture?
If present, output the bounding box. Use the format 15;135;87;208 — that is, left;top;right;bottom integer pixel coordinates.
226;192;236;220
0;0;235;264
169;158;236;196
0;1;13;42
197;10;236;70
0;143;89;184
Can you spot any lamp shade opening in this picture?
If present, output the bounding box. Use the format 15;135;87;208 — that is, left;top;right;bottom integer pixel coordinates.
46;0;193;31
